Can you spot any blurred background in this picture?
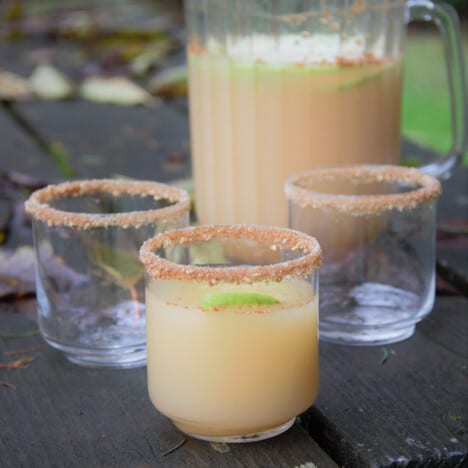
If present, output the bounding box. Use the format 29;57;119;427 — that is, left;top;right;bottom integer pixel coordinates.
0;0;466;297
0;0;467;180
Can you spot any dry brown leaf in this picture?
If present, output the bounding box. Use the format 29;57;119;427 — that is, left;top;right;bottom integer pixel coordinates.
0;245;87;299
0;381;16;389
80;76;153;106
0;356;36;369
0;71;33;101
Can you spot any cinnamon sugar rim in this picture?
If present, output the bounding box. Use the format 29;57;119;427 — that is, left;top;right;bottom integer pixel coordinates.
285;165;441;216
24;179;190;228
139;225;322;284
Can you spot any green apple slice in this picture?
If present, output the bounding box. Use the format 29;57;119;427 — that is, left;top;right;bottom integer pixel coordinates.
201;292;279;310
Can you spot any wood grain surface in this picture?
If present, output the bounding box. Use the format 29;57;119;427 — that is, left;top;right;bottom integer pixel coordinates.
0;310;336;468
302;297;468;467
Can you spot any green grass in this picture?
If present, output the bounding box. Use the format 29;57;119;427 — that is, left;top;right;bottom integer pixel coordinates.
402;30;468;162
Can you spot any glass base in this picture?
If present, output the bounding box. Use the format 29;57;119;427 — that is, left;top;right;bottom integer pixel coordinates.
319;282;429;345
172;417;296;443
44;337;147;368
319;324;415;346
65;350;147;369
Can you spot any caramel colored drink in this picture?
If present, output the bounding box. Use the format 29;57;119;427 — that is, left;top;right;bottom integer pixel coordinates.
188;36;402;226
146;278;318;439
139;225;322;442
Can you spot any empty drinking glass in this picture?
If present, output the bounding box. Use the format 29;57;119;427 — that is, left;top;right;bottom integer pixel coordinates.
25;179;190;368
286;165;441;345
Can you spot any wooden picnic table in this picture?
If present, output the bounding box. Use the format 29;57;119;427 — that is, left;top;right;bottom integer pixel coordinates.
1;41;467;468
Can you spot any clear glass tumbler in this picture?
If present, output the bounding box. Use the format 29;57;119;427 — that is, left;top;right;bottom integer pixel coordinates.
185;0;466;227
25;179;190;368
285;165;441;345
139;225;322;442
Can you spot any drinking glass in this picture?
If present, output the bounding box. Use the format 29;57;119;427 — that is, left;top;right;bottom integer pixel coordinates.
25;179;190;368
139;224;322;442
185;0;466;226
286;165;441;345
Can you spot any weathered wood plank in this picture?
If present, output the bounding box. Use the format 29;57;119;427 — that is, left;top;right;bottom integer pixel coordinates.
0;108;62;179
301;297;468;467
14;100;191;182
0;307;336;468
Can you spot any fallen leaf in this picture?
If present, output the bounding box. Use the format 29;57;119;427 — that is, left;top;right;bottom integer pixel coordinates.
0;71;33;101
29;64;74;100
380;347;395;365
130;39;174;76
0;247;36;298
148;65;187;97
0;356;36;369
380;347;390;365
80;76;153;106
210;442;230;453
0;381;16;389
0;244;87;299
0;169;53;194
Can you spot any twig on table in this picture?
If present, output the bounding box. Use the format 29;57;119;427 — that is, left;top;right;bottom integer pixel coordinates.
0;356;36;369
162;438;187;456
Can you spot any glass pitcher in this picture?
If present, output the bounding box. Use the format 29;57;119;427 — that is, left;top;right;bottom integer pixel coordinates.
184;0;467;227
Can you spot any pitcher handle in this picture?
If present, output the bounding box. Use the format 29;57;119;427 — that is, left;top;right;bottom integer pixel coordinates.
406;0;467;179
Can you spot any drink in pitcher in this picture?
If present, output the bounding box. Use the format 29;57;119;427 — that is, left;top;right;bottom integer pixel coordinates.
185;0;466;226
188;38;402;226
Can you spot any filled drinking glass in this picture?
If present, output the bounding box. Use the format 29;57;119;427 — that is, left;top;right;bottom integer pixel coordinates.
139;224;322;442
